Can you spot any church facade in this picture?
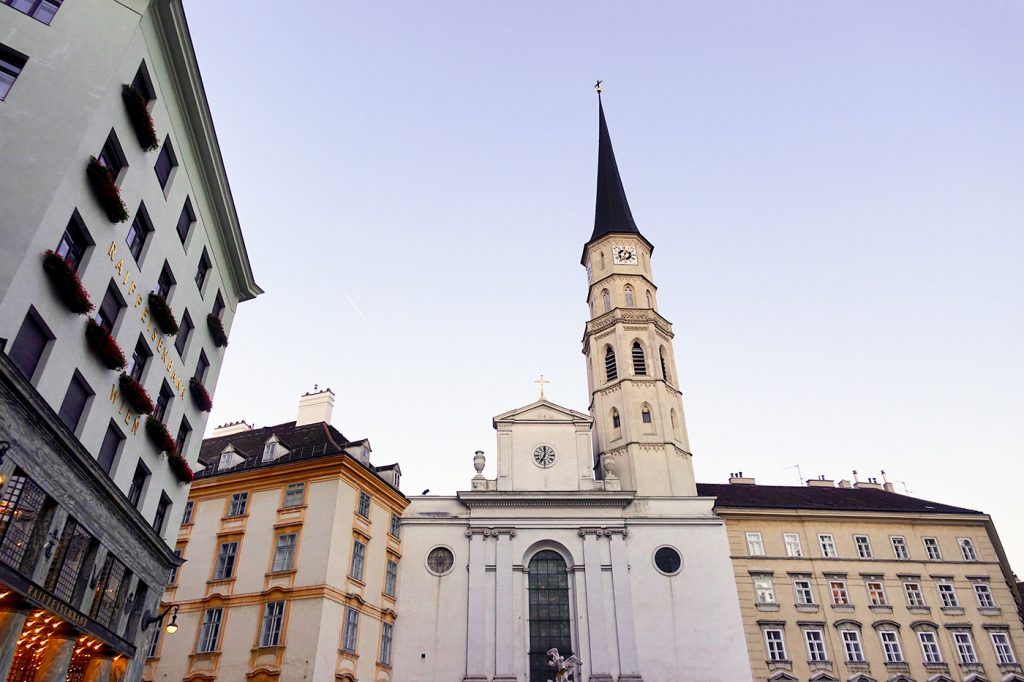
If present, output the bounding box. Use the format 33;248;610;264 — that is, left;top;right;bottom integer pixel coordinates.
392;97;753;682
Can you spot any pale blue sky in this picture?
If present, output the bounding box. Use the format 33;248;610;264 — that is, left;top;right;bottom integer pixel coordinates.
184;2;1024;565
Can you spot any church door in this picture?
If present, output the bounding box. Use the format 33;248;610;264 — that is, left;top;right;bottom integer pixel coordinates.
527;550;573;682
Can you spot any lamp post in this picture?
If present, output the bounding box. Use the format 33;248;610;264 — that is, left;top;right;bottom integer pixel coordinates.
141;604;179;633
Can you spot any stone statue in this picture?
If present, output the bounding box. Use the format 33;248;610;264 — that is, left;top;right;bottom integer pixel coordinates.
546;648;582;682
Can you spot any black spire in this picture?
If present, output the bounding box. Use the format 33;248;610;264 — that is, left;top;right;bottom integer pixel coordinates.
589;94;647;246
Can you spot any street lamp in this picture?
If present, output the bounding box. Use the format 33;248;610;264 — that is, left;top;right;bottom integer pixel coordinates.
141;604;179;633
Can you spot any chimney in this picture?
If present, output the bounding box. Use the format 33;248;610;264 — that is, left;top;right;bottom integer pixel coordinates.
837;479;852;489
728;471;756;485
854;480;883;490
881;470;896;493
211;420;252;437
806;476;835;488
296;387;335;426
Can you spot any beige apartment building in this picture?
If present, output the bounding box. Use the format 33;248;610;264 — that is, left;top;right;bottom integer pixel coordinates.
698;476;1024;682
143;389;406;681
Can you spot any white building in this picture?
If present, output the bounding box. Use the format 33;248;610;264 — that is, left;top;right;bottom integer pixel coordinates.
0;1;259;679
393;96;752;682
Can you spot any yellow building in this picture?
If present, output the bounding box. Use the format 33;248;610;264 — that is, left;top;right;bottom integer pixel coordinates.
143;389;406;681
699;476;1024;682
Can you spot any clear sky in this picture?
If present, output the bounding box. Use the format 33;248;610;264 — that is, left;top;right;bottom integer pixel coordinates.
182;2;1024;567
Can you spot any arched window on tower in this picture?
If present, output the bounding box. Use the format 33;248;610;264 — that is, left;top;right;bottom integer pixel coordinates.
670;408;679;439
646;290;653;308
601;289;611;313
604;346;617;382
611;408;621;429
527;551;573;682
641;404;653;425
624;285;635;307
632;341;647;375
660;346;670;383
599;251;605;270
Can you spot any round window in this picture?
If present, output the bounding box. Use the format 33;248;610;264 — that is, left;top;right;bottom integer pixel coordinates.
654;546;682;575
426;546;455;575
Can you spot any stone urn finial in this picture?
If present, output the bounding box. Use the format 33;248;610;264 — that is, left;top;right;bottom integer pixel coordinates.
601;453;618;480
473;450;486;475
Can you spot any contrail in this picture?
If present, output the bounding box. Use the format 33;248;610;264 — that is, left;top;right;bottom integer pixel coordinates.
341;289;374;330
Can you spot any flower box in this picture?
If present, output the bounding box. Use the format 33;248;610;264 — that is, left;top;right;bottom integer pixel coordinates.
121;84;159;151
145;416;176;454
41;251;93;315
167;450;194;484
148;293;179;335
119;373;154;414
85;320;126;370
189;378;213;412
207;314;228;348
86;157;128;223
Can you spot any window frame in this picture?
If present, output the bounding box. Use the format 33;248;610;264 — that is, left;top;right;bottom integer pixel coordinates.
917;630;943;663
754;576;776;605
991;631;1017;665
953;631;978;664
854;534;873;559
283;482;305;508
973;582;996;609
804;628;828;662
866;580;888;606
196;607;223;653
903;581;926;607
213;541;238;580
357;491;371;518
818;533;837;558
350;538;366;581
793;578;815;605
841;629;865;663
271;533;297;573
341;606;359;652
829;579;850;606
958;537;979;562
764;628;788;662
227;491;248;517
890;535;910;560
258;600;285;648
384;558;398;597
379;621;394;665
923;537;942;561
783;532;802;558
880;629;904;663
746;532;765;557
154;136;178;189
937;581;959;608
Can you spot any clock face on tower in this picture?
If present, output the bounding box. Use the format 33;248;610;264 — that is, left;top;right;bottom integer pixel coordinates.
533;445;556;468
612;244;638;265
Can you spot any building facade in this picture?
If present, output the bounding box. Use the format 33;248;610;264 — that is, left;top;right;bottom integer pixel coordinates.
0;0;259;679
702;476;1024;682
144;389;407;682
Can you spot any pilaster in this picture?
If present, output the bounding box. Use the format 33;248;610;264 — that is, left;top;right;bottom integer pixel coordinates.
579;529;613;682
608;529;642;681
464;528;490;682
493;528;516;682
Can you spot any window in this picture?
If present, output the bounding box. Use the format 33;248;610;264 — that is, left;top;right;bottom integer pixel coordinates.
854;535;873;559
218;450;235;469
880;630;904;663
283;482;305;508
154;381;173;422
212;291;225;319
127;337;151;382
754;576;775;604
54;214;90;271
764;629;787;661
131;62;155;103
43;517;92;604
154;137;177;189
272;533;297;572
866;580;888;606
167;549;182;586
228;492;248;517
653;546;681;574
745;532;765;556
631;341;647;375
918;630;943;663
146;627;160;660
9;309;53;380
342;606;359;652
174;309;193;357
194;351;209;383
427;547;454;575
958;538;978;562
604;346;617;381
528;551;574;681
97;422;124;473
938;582;959;608
991;632;1017;665
641;405;652;424
261;441;277;462
805;629;828;662
794;579;814;605
181;500;194;525
127;461;149;508
155;263;175;299
659;347;670;382
0;472;51;572
213;542;238;580
350;539;366;580
384;559;397;596
974;583;996;609
389;512;400;538
89;554;127;628
923;537;942;561
95;281;124;333
357;491;371;517
2;0;62;24
601;289;610;312
624;285;634;307
174;416;191;454
891;536;909;560
380;621;393;665
195;248;211;290
954;632;977;664
153;493;171;533
97;131;127;182
819;534;837;558
196;608;222;653
904;582;926;607
58;371;93;432
784;533;802;557
830;580;850;605
842;630;864;662
258;601;285;648
176;198;194;244
125;206;152;263
0;44;26;100
611;408;620;429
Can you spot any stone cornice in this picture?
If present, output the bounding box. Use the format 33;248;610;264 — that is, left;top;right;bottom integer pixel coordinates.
582;307;674;342
456;491;635;509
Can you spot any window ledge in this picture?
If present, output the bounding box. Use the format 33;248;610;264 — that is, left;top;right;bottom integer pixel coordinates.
207;577;236;587
252;644;284;653
347;576;366;588
766;660;793;671
844;661;870;671
998;664;1023;674
279;504;308;512
978;608;1002;616
924;663;950;673
266;569;297;578
884;662;910;671
869;605;894;613
908;606;931;615
958;663;985;673
808;662;834;672
831;604;855;612
222;513;250;521
756;603;780;612
941;607;965;616
339;648;359;659
796;604;820;613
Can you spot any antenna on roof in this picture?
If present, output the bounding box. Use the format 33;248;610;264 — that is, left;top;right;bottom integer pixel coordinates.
782;464;804;486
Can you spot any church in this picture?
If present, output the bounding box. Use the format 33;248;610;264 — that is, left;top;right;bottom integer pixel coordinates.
392;95;753;682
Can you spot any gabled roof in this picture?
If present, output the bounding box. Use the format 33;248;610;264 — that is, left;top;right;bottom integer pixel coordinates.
199;420;347;468
492;399;592;428
696;483;981;515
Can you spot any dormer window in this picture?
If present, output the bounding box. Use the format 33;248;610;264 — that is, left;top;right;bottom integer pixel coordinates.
263;442;276;462
218;451;233;469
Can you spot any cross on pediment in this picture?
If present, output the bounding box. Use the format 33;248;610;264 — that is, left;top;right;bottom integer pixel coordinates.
534;374;550;401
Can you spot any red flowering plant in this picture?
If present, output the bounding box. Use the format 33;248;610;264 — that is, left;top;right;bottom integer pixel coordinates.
85;320;126;370
145;415;177;454
118;373;154;414
148;292;179;335
167;450;194;484
207;313;228;348
189;378;213;412
86;157;129;223
121;84;159;151
41;251;94;315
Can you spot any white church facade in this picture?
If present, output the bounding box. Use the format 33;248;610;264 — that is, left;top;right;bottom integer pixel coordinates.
392;95;753;682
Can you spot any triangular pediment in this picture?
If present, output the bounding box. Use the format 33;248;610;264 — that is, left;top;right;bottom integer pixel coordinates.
492;399;592;427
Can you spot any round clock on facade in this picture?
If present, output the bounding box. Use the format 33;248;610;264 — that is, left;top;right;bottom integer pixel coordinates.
612;244;638;265
533;445;556;467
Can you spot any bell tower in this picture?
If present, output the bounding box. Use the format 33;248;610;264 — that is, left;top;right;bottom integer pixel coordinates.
581;92;696;496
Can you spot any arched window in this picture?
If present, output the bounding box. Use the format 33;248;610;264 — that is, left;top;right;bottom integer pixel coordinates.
601;289;611;313
528;551;573;682
641;405;652;425
632;342;647;375
612;408;621;429
646;290;653;308
670;409;679;438
604;346;617;381
599;251;605;270
624;285;635;307
660;346;670;382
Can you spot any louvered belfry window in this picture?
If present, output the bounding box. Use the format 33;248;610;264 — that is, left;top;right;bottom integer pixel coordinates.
632;342;647;375
604;347;617;381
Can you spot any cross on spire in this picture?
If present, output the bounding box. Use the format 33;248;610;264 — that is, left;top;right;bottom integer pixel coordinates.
534;374;550;401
